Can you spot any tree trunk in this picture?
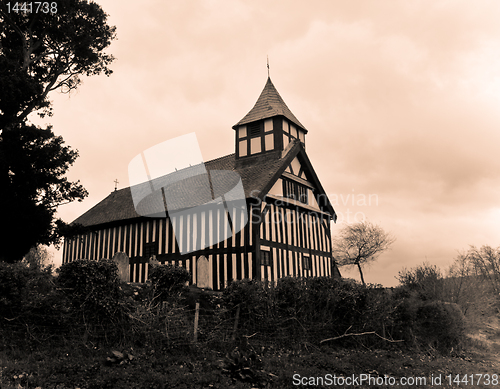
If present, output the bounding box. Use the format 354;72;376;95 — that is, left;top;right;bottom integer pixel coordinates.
357;263;366;286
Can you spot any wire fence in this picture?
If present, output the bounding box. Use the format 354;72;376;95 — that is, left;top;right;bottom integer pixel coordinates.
1;300;402;355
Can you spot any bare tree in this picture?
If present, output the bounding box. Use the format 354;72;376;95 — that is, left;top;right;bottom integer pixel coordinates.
332;220;395;285
462;245;500;294
446;249;495;318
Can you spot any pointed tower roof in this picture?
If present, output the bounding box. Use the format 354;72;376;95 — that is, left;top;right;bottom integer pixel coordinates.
233;77;307;132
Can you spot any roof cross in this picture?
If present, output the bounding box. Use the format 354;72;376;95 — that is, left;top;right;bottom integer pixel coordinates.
267;55;270;78
114;179;119;191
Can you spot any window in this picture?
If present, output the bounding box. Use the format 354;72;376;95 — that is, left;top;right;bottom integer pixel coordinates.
250;136;261;154
303;255;311;270
143;242;158;258
237;120;275;157
283;179;308;204
265;134;274;151
248;122;261;137
261;250;272;266
239;140;247;157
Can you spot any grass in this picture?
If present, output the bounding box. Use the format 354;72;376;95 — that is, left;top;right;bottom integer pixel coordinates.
1;332;499;389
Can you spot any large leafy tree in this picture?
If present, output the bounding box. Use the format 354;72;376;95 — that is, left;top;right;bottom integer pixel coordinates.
332;220;395;285
0;0;116;128
0;0;116;262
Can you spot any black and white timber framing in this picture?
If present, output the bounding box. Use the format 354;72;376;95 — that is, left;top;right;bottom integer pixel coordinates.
63;77;341;290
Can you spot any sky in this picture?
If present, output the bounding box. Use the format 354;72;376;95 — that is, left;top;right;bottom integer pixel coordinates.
32;0;500;286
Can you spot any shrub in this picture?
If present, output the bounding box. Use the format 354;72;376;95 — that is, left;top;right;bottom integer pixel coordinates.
0;261;54;317
273;277;305;318
57;259;124;325
391;296;466;353
222;277;382;346
222;279;268;316
0;262;32;315
414;301;466;352
397;263;444;301
0;261;67;348
148;263;190;301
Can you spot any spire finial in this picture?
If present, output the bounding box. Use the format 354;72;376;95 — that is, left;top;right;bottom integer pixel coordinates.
267;55;270;78
114;179;119;191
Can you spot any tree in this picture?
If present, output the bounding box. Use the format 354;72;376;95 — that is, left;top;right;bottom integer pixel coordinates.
460;245;500;294
0;0;116;262
332;220;395;285
446;249;495;317
0;0;116;129
0;124;88;262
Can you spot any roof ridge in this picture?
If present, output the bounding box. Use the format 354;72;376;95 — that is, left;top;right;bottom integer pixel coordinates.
204;152;235;165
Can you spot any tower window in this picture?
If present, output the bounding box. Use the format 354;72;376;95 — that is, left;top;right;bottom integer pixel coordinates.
248;122;261;137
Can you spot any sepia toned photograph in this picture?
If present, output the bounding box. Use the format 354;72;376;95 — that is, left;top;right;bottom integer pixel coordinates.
1;0;500;387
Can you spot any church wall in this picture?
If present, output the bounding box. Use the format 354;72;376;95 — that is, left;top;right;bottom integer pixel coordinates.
256;199;334;283
62;199;336;290
63;201;257;290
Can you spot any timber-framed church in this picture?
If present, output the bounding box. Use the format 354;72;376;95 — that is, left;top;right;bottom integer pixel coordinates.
63;77;341;290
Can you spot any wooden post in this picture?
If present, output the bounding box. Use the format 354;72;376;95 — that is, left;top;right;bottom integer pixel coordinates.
231;305;241;341
193;302;200;342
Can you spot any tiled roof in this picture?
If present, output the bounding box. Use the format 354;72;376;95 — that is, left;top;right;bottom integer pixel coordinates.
72;142;305;227
233;77;307;132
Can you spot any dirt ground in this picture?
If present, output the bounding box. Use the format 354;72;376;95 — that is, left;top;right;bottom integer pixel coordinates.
2;317;500;388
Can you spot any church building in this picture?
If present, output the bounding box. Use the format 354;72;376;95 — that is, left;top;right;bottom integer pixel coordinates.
62;77;341;290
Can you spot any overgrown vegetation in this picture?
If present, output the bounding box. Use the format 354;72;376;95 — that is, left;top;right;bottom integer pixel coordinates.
0;254;498;388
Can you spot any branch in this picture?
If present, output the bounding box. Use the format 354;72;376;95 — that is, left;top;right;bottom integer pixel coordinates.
320;328;404;345
0;7;26;43
14;59;64;124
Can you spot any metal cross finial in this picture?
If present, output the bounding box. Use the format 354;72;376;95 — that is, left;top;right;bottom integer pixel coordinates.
267;55;270;78
114;179;119;191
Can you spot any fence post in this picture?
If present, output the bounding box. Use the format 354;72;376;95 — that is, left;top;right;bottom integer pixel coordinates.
193;302;200;342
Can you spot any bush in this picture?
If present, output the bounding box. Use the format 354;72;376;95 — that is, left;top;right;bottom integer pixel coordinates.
397;263;444;301
0;261;54;317
57;259;124;325
148;263;190;301
0;262;32;315
273;276;306;318
220;277;392;347
222;279;269;317
0;261;67;348
414;301;465;352
391;295;466;353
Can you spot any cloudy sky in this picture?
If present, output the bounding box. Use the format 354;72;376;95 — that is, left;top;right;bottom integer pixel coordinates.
33;0;500;286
